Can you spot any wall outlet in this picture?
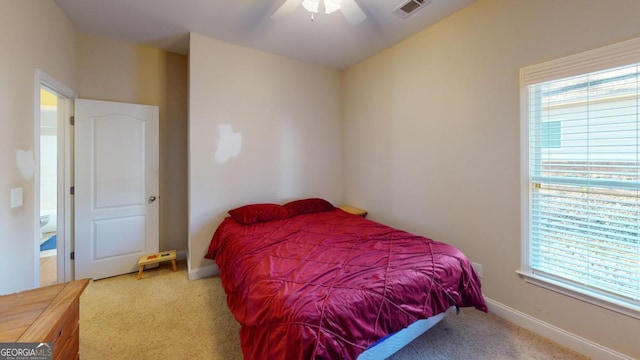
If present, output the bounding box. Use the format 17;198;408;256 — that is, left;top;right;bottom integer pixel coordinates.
10;187;23;208
472;262;483;278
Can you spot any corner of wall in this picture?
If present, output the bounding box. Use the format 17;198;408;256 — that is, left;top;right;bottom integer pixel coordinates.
188;263;220;281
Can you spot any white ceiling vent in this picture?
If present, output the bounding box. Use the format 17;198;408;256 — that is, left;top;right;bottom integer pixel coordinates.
393;0;432;18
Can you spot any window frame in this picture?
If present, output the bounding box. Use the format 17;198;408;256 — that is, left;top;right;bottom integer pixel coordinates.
518;37;640;320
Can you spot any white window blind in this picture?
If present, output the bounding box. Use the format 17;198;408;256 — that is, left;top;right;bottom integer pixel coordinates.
521;38;640;315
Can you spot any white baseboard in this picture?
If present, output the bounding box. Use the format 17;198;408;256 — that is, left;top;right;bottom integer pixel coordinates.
485;297;634;360
184;242;219;280
188;263;219;281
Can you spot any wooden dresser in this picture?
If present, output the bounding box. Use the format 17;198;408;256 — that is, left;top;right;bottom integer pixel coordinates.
0;279;90;360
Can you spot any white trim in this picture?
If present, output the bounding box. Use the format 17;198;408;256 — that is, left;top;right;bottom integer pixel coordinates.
486;297;635;360
37;71;77;99
519;75;531;272
60;96;74;282
188;263;220;280
34;74;42;288
516;271;640;320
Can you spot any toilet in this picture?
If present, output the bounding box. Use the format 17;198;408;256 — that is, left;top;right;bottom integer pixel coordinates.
40;213;50;228
39;210;57;245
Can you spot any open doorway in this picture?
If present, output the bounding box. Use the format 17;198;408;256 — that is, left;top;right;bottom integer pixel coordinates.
39;86;59;286
36;70;76;288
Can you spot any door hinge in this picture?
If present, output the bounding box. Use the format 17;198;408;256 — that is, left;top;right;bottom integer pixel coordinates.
70;186;75;195
70;116;75;125
70;251;75;260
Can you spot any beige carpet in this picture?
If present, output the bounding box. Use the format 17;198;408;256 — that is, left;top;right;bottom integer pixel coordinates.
79;261;589;360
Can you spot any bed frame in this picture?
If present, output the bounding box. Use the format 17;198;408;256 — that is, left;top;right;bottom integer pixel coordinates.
357;307;454;359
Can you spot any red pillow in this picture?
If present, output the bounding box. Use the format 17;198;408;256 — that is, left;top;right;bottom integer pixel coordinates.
283;198;335;216
228;203;289;225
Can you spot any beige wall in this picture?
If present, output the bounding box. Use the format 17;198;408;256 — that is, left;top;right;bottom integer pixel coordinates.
188;33;343;275
0;0;77;294
76;34;189;254
2;0;636;355
343;0;640;357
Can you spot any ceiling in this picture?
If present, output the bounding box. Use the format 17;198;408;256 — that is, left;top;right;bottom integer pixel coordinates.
54;0;476;70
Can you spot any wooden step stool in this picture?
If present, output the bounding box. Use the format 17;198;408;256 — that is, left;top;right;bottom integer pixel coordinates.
137;250;177;279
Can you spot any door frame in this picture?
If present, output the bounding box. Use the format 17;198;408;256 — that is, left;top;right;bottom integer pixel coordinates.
34;69;77;286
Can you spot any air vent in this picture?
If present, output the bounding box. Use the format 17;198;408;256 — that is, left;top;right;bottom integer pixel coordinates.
393;0;432;18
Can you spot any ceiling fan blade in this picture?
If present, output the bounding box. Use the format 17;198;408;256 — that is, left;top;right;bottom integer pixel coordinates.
339;0;366;25
271;0;303;20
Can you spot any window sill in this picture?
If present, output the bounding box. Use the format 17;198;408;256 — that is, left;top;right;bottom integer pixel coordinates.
516;270;640;320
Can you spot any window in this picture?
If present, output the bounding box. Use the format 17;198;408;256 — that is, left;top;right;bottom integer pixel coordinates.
540;120;561;148
520;38;640;318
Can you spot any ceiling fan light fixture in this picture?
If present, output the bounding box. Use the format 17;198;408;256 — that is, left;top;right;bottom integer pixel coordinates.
324;0;342;14
271;0;365;25
301;0;320;13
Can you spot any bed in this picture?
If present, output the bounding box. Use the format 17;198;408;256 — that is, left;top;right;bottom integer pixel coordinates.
205;198;487;359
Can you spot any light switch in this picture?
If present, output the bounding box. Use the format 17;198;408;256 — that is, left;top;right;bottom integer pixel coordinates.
10;187;23;208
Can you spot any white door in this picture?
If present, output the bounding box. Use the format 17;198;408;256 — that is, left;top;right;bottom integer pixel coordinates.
74;99;159;280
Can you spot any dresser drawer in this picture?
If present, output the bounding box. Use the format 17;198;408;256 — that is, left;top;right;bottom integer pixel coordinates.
54;323;79;360
49;300;79;358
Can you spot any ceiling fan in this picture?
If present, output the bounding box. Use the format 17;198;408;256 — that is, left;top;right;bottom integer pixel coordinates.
271;0;367;25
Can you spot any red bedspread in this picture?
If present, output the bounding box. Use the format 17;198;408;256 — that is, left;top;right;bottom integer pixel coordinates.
206;209;487;359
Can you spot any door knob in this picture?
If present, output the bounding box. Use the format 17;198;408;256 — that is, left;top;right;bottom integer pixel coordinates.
148;196;157;203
